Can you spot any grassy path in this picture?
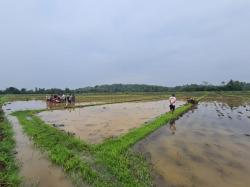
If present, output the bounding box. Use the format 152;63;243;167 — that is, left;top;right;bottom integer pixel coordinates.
93;103;194;186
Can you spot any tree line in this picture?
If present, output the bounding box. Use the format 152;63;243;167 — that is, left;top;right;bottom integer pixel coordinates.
0;80;250;94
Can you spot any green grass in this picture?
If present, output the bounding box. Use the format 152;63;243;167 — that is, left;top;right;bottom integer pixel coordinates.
14;111;117;187
14;101;195;186
1;93;167;104
93;103;194;186
3;92;249;186
97;103;193;154
0;91;204;104
0;92;200;186
1;91;248;104
0;104;20;186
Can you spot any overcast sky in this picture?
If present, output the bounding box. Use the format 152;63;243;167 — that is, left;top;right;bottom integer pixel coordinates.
0;0;250;89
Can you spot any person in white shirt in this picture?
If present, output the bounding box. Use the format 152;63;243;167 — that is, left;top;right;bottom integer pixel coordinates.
169;94;176;113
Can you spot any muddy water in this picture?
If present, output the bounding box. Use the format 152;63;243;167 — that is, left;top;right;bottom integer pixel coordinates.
3;101;74;187
75;101;105;106
3;100;47;115
39;100;185;144
134;102;250;187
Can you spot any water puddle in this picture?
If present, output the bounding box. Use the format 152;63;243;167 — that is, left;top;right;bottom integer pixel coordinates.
38;100;185;144
134;102;250;187
3;101;74;187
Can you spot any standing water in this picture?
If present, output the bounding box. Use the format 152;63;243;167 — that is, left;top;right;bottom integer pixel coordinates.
135;101;250;187
3;101;74;187
39;100;185;144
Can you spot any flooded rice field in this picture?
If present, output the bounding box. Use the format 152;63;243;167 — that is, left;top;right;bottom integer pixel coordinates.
134;101;250;187
3;100;47;115
38;100;185;144
75;101;105;106
7;116;74;187
3;101;74;187
5;98;249;186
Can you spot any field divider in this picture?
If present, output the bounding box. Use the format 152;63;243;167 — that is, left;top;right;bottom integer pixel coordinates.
13;97;201;186
13;111;120;187
92;103;195;186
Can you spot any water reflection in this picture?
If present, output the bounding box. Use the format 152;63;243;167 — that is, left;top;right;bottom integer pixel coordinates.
46;101;76;110
39;100;185;144
2;100;47;114
169;120;176;135
204;95;250;109
2;101;75;187
134;101;250;187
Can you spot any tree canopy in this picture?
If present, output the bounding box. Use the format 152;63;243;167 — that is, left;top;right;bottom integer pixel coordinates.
1;80;249;94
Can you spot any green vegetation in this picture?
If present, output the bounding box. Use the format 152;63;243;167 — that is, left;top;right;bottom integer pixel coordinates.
76;91;205;103
76;92;167;103
1;80;250;95
93;103;194;186
14;100;195;186
174;80;250;91
0;94;45;103
1;90;249;186
0;92;204;106
75;84;169;93
0;97;20;186
13;111;113;186
3;91;248;186
0;84;169;94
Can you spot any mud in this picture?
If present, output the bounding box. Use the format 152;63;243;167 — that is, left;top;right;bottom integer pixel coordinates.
3;101;74;187
39;100;185;144
134;102;250;187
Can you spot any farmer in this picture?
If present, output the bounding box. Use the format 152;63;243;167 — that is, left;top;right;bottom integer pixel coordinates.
69;95;73;104
61;94;66;102
169;94;176;113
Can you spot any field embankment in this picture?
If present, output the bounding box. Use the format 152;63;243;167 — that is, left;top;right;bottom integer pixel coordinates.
0;92;210;186
0;97;20;186
0;91;205;104
14;99;195;186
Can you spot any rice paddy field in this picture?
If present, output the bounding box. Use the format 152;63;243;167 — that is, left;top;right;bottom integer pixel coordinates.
1;91;250;186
